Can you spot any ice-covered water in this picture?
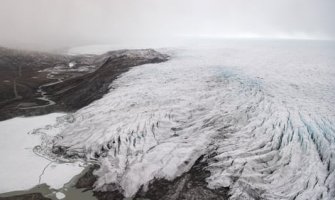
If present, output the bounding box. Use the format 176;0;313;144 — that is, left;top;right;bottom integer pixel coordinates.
0;113;84;194
35;40;335;199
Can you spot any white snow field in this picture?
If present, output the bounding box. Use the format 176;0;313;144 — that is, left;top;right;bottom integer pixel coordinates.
35;40;335;199
0;113;84;193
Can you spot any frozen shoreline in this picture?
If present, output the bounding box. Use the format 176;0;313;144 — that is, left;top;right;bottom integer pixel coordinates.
0;113;84;197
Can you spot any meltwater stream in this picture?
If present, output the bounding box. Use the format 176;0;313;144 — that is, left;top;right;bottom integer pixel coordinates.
33;40;335;199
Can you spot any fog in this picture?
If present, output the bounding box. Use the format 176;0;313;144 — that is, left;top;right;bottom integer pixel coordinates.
0;0;334;50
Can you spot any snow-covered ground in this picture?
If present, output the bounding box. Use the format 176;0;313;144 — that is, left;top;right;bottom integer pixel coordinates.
26;40;335;199
0;113;84;194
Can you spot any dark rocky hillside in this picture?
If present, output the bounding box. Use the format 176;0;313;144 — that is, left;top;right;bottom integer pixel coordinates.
0;47;168;121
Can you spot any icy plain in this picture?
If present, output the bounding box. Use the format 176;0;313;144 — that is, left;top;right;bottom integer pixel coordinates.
34;40;335;199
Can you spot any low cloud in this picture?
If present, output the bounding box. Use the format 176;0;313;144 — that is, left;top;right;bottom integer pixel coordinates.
0;0;334;50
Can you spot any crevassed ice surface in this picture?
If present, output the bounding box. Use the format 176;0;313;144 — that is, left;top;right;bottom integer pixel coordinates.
35;40;335;199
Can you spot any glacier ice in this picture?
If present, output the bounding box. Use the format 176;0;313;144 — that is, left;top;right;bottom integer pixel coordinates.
33;40;335;199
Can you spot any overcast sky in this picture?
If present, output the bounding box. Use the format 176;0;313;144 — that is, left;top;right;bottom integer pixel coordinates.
0;0;334;49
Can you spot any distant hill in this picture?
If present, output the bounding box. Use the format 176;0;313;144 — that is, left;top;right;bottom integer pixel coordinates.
0;47;168;120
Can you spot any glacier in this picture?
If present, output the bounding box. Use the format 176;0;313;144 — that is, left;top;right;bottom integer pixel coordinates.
33;40;335;199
